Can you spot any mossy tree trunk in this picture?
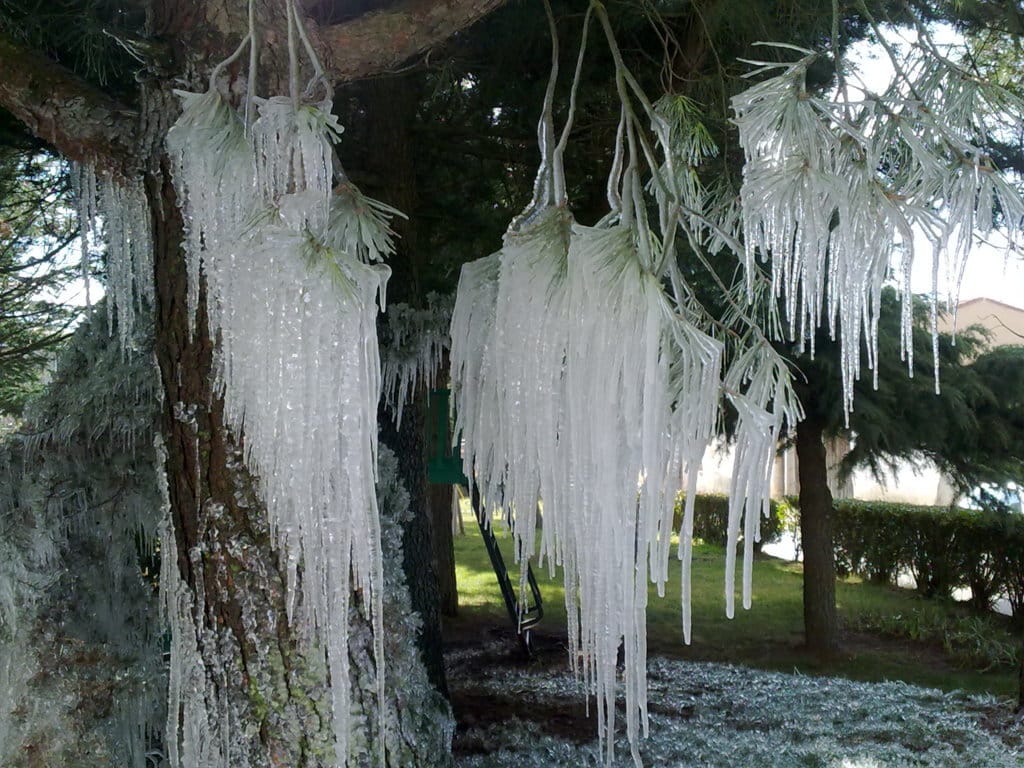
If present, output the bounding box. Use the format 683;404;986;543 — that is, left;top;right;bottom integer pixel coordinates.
0;0;508;763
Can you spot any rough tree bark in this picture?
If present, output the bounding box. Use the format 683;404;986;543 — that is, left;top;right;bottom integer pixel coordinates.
795;416;841;658
0;0;508;764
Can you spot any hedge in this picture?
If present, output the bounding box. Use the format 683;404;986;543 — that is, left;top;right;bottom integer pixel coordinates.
673;493;785;552
794;498;1024;616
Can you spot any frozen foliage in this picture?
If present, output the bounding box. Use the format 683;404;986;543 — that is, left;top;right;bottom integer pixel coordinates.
450;647;1022;768
346;445;455;767
73;165;154;351
448;12;785;765
380;293;453;428
0;309;164;768
731;44;1024;417
166;83;398;766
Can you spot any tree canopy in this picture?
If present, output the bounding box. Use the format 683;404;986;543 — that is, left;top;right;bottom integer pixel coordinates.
0;1;1023;766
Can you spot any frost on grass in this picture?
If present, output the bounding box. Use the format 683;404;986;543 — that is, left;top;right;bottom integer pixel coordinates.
0;309;164;768
451;649;1022;768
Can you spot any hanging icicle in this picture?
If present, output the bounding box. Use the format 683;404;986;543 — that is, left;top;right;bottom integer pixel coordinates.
164;5;399;764
72;164;154;351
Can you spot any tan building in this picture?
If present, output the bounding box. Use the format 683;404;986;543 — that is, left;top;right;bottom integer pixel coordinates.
938;297;1024;350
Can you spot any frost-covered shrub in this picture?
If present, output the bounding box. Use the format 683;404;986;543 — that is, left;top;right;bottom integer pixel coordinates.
0;308;164;768
345;445;454;767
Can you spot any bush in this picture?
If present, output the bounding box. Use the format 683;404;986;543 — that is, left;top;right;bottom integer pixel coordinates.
829;500;908;584
791;497;1024;618
673;493;785;552
852;606;1019;672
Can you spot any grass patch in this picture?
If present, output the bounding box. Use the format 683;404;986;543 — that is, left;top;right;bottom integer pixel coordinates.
446;508;1019;699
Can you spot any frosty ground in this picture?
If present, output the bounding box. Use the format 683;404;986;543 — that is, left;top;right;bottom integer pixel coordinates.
447;636;1023;767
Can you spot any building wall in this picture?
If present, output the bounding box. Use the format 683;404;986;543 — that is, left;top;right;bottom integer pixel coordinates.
940;297;1024;350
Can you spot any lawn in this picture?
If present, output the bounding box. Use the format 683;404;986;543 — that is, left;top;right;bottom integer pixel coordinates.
445;508;1020;700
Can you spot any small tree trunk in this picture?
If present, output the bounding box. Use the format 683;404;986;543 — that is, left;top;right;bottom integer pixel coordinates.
796;417;841;658
379;395;449;699
1017;629;1023;714
430;482;459;617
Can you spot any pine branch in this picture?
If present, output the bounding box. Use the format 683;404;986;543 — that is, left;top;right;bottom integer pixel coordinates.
0;31;137;171
319;0;507;81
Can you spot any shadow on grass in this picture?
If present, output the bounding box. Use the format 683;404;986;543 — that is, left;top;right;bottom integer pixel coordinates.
444;510;1018;700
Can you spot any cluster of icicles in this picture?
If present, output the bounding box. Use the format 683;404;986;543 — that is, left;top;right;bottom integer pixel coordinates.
451;7;800;766
732;43;1024;418
72;165;153;351
451;8;1024;768
379;294;453;428
161;81;398;765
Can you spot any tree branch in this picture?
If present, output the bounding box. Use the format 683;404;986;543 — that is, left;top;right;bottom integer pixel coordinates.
319;0;507;81
0;32;138;171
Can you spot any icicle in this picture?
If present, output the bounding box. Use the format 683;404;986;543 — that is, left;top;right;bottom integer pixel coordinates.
168;81;396;766
449;252;503;512
71;164;154;349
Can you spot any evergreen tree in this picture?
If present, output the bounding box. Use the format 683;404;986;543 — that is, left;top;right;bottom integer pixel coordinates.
790;289;1024;655
0;149;79;416
0;0;1022;763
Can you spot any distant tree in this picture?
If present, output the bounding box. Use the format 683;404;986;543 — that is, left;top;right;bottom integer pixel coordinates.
0;149;79;416
789;288;1024;655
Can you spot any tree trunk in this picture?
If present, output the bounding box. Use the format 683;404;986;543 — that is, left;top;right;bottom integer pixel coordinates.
431;481;460;617
378;395;449;698
796;416;841;658
1017;629;1023;714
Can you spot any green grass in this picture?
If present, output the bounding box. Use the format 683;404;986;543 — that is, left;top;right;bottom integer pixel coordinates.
447;508;1019;699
